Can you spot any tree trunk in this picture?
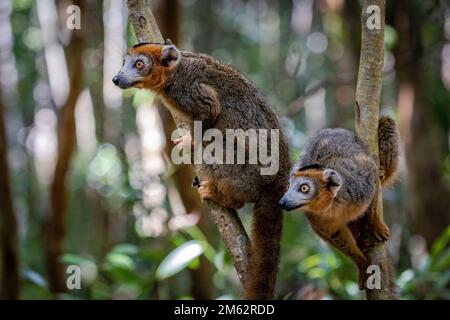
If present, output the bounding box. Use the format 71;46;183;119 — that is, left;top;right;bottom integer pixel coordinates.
0;87;20;300
45;0;85;294
353;0;396;300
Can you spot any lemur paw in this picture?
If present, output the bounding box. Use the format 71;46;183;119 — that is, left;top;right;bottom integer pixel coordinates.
359;223;390;252
173;133;193;148
373;221;390;242
198;181;215;201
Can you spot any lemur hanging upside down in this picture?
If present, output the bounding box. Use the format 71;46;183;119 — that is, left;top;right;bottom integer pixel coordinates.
278;116;399;288
113;40;290;299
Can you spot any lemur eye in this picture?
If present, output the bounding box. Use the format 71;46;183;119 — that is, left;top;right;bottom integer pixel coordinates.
135;60;144;70
300;184;310;193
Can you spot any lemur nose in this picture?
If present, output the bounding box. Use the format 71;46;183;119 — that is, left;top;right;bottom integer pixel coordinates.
278;197;287;209
112;76;120;86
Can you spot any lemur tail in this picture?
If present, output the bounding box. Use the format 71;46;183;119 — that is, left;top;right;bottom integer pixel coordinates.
244;185;284;299
378;116;400;188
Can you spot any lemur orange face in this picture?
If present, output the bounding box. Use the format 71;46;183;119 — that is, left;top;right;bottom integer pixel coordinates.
278;165;342;213
112;41;180;90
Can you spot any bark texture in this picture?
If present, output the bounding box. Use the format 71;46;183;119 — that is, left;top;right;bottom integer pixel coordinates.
353;0;396;300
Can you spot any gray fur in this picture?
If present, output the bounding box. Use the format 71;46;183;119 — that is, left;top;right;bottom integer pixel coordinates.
297;128;378;205
160;51;291;201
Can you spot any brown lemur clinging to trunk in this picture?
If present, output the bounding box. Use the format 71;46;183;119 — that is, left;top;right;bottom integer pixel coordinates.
113;40;290;299
278;116;399;288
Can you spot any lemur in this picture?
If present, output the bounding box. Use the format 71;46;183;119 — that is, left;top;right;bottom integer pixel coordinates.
278;116;399;288
113;40;290;299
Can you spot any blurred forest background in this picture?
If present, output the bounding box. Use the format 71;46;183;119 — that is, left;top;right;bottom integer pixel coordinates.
0;0;449;300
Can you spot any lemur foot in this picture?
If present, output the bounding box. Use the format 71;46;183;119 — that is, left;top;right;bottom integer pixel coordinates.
359;221;390;253
197;180;245;209
373;220;390;242
173;133;193;148
198;181;216;201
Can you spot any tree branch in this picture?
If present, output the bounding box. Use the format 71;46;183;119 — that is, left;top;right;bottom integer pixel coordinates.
127;0;163;43
126;0;252;295
354;0;396;300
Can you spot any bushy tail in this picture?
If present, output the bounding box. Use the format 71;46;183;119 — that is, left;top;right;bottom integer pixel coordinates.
378;116;399;188
244;185;284;299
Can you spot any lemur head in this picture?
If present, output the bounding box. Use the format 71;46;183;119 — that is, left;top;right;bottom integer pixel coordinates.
278;164;342;213
112;39;180;90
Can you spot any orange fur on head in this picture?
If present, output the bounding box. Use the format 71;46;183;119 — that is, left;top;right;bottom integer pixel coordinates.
128;44;168;90
295;168;334;213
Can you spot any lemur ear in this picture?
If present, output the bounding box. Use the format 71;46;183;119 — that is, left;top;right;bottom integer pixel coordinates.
322;169;341;197
164;39;173;45
161;45;180;69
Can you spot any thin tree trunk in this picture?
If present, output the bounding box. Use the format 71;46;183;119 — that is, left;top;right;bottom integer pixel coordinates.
0;87;20;299
353;0;396;300
126;0;252;295
45;0;85;294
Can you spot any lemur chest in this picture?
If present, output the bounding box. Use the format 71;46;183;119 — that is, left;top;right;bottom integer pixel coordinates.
306;202;367;232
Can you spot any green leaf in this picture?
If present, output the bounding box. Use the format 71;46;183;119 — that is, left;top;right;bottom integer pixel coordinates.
57;293;83;300
155;240;204;280
432;247;450;272
185;225;217;261
23;270;48;289
110;244;139;256
431;225;450;259
108;268;142;284
384;25;398;51
106;253;136;271
307;266;326;279
60;253;90;265
300;254;322;270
